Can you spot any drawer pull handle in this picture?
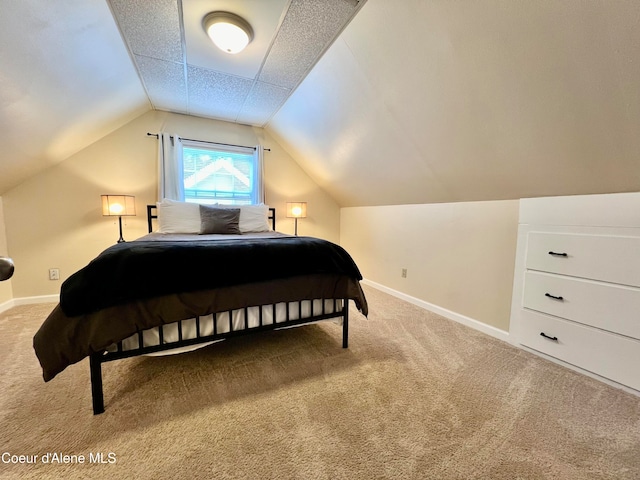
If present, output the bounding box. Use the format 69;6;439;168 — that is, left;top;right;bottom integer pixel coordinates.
545;293;564;301
540;332;558;341
548;251;568;257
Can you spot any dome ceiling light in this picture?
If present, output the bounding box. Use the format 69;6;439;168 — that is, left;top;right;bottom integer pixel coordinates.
203;11;254;54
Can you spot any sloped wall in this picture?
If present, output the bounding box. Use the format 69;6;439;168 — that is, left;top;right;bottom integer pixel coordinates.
269;0;640;207
3;110;339;298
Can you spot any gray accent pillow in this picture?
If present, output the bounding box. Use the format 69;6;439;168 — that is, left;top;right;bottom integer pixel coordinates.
199;205;241;234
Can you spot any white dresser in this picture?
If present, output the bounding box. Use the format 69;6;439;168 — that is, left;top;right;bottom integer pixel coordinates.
510;193;640;393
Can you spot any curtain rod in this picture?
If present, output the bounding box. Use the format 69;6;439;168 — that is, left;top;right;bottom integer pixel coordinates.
146;133;270;152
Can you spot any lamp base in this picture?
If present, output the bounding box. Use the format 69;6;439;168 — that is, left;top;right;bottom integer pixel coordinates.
117;216;126;243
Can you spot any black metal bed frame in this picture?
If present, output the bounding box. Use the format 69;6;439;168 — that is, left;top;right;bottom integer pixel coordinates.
89;205;349;414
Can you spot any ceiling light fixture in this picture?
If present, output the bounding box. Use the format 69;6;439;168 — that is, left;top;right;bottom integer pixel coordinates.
203;11;254;55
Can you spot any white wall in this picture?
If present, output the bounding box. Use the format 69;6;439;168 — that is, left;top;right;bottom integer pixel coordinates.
2;110;339;299
340;200;519;332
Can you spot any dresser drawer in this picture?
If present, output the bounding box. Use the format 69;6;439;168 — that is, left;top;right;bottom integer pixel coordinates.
526;232;640;287
519;310;640;391
523;271;640;339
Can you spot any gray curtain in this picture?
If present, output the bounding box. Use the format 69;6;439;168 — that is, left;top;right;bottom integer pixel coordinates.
157;133;184;201
254;144;265;204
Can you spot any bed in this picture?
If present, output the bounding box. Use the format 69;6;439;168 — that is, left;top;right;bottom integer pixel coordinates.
33;201;368;414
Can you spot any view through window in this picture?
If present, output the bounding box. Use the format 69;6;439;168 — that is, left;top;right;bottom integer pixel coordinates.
182;143;257;205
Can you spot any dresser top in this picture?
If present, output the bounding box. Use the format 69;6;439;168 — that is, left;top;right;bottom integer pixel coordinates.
520;192;640;227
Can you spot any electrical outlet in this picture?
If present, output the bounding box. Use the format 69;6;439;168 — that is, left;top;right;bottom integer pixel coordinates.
401;268;407;278
49;268;60;281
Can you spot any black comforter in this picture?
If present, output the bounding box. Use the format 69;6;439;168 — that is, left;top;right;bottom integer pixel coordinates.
60;235;363;317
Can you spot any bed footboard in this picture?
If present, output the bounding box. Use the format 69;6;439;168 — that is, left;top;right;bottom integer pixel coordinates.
342;301;349;348
90;354;105;415
89;298;350;414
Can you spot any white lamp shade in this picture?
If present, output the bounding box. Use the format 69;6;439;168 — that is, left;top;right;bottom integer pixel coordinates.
101;195;136;217
286;202;307;218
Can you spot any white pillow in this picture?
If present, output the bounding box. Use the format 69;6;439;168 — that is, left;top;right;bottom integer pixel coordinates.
216;203;272;233
156;200;271;234
156;199;200;233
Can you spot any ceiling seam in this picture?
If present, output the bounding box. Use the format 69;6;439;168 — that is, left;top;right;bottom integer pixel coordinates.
177;0;190;116
262;0;369;128
104;0;154;111
235;0;295;125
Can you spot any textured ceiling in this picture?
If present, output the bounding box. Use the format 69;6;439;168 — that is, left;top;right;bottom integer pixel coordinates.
108;0;364;126
2;0;640;208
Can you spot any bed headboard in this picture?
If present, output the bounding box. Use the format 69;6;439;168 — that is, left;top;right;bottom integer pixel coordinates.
147;205;276;233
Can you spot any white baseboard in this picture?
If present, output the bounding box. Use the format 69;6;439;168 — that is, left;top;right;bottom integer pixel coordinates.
361;279;511;344
0;299;14;315
0;294;58;315
14;294;59;305
4;281;510;346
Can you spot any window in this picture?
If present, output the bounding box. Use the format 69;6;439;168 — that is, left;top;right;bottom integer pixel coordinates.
181;141;261;205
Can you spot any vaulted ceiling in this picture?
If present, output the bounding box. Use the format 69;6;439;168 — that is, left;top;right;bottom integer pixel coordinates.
1;0;640;206
0;0;363;194
107;0;362;125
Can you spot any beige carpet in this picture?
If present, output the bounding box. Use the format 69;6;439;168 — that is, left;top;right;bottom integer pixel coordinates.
1;285;639;480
